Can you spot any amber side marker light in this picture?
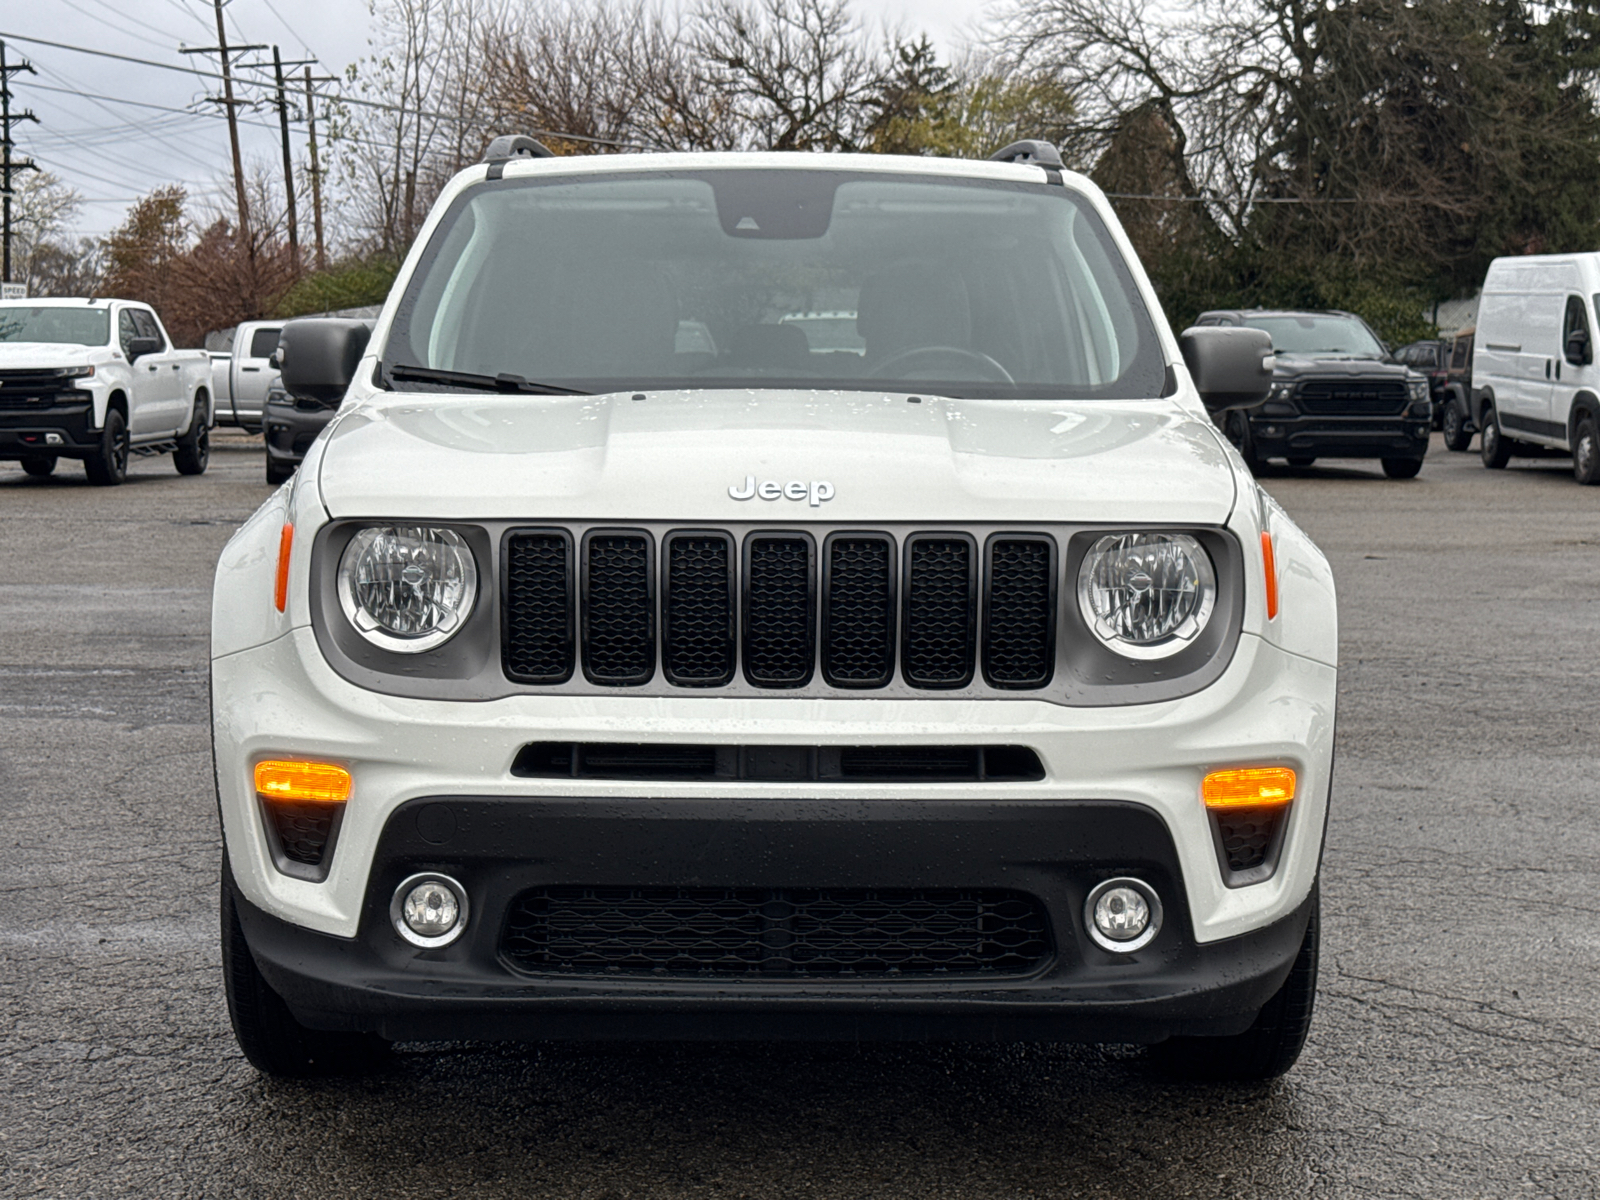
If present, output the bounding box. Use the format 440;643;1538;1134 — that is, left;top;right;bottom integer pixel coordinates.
274;523;294;613
1202;766;1296;809
254;760;352;804
1260;531;1279;620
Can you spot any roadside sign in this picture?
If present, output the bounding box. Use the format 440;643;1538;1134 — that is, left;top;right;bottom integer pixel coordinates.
0;284;25;300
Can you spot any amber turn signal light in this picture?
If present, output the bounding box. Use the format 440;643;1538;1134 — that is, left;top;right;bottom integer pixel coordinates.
1202;766;1296;809
1260;531;1279;620
274;523;294;613
255;760;352;804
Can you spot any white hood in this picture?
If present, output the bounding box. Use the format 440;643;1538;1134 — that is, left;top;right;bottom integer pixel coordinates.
315;390;1237;525
0;343;101;368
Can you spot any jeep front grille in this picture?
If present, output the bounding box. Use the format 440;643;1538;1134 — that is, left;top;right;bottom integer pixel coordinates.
502;527;1059;692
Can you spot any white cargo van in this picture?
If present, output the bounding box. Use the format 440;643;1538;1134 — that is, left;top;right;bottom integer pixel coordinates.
1472;254;1600;483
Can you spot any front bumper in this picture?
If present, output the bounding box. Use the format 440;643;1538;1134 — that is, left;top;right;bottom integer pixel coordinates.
0;401;97;458
263;399;336;471
1250;412;1430;460
232;799;1318;1043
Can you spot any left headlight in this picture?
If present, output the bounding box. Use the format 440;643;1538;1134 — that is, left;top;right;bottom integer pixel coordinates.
336;525;478;653
1076;532;1217;660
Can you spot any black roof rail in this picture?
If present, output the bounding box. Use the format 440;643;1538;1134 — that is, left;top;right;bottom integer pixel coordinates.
988;139;1064;170
483;134;555;178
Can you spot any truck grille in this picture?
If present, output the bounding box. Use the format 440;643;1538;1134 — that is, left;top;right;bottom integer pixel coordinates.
503;528;1058;692
1296;379;1408;415
0;368;83;408
500;886;1053;977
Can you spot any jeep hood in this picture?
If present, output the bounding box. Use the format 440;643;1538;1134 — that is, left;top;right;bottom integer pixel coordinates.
315;390;1237;524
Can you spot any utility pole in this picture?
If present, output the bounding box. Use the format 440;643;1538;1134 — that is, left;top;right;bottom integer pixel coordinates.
271;47;299;262
180;4;265;241
0;40;40;286
304;67;335;272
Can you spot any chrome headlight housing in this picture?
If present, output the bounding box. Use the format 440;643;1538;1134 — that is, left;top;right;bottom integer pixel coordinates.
336;525;478;653
1076;532;1217;660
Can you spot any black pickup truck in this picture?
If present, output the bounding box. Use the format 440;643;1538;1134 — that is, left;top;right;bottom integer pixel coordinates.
1192;309;1434;478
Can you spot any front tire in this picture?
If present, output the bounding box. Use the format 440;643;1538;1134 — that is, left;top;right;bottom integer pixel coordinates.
1573;416;1600;485
1149;885;1320;1082
1442;398;1472;451
20;455;56;477
1381;456;1424;479
1222;410;1263;474
1480;403;1513;469
174;396;210;476
221;858;389;1078
83;408;129;486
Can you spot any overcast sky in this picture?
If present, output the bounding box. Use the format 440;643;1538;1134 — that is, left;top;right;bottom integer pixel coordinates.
3;0;990;244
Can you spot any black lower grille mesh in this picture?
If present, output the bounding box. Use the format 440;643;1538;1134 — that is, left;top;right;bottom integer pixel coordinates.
984;538;1055;688
1214;806;1285;874
823;535;895;687
504;531;574;684
501;886;1052;977
267;802;334;866
663;533;734;686
903;536;976;687
583;532;654;684
744;535;814;687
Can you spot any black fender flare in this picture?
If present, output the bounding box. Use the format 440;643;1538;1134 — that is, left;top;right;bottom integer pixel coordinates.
1567;390;1600;446
1473;386;1494;430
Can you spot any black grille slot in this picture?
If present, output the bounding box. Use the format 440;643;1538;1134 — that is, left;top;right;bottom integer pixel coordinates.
822;534;895;687
512;742;1044;781
663;532;735;687
0;368;81;407
267;802;335;866
503;530;575;684
743;534;815;687
582;531;655;685
902;534;977;688
501;886;1052;977
983;536;1056;689
1212;806;1287;878
1297;379;1408;415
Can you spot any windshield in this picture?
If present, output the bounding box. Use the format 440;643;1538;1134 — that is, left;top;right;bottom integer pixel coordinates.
386;169;1167;399
0;305;110;347
1242;315;1384;358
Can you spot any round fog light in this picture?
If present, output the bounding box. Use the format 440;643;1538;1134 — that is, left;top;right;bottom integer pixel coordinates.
391;873;469;948
1085;877;1162;953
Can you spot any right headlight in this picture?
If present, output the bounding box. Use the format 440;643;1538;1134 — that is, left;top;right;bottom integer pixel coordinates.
336;525;478;653
1076;532;1217;660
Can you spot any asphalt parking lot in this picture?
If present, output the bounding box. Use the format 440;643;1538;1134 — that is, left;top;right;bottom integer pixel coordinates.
2;430;1597;1199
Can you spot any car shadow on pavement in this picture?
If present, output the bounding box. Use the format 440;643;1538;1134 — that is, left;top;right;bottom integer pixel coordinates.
221;1040;1312;1196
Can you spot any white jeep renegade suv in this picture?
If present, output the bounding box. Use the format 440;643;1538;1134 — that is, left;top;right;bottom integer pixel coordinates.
211;138;1337;1080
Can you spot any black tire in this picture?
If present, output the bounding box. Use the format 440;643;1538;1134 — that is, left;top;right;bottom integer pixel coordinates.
1381;456;1424;479
1222;410;1263;474
1574;416;1600;486
20;455;56;477
265;458;296;486
1149;885;1320;1082
221;858;389;1078
1285;456;1316;467
174;396;210;476
1480;402;1513;469
1441;399;1472;452
83;408;129;486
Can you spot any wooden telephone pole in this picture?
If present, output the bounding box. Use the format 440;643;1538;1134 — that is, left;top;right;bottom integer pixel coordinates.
0;40;40;286
180;2;265;240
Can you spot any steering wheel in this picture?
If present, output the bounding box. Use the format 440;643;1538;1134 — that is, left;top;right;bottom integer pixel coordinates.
865;345;1016;384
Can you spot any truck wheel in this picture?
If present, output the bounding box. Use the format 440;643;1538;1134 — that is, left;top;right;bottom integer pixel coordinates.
1149;885;1320;1082
20;455;56;477
1441;399;1472;451
1574;416;1600;485
174;397;210;476
1381;456;1424;479
1222;410;1262;474
221;857;389;1078
1480;403;1513;469
83;409;129;487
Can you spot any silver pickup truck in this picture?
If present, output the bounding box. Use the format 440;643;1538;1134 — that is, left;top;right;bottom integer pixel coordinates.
209;319;284;431
0;298;213;485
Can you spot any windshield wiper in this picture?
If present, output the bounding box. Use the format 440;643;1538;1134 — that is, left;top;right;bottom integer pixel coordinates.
387;363;588;395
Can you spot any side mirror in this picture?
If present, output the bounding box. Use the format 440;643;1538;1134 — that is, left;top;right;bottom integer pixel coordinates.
1566;327;1591;367
277;319;373;405
126;335;161;362
1178;326;1275;412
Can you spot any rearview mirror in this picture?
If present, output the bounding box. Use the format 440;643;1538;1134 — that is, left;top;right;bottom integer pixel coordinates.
277;319;373;406
126;335;161;362
1178;327;1274;412
1566;327;1591;366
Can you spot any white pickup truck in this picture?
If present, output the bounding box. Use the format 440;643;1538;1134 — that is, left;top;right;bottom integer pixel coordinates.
209;319;284;431
0;298;213;485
